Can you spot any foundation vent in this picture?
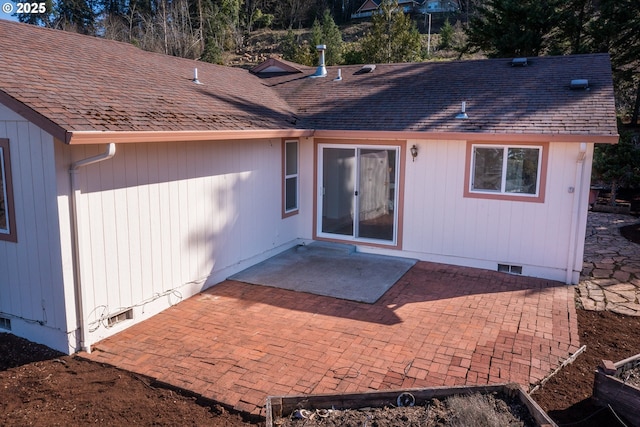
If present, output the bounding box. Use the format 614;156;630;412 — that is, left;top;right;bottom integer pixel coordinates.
0;316;11;330
498;264;523;275
107;309;133;327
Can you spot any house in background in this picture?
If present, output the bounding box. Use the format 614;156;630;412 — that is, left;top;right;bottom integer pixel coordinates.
0;20;617;354
351;0;459;19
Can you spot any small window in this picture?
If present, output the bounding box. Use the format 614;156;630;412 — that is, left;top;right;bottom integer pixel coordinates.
0;139;16;242
283;140;299;217
468;144;544;201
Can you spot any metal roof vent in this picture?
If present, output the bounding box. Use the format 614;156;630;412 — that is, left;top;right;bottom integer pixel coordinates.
511;57;528;67
310;45;327;78
570;79;589;90
192;68;202;84
455;101;468;119
334;69;342;81
361;64;376;73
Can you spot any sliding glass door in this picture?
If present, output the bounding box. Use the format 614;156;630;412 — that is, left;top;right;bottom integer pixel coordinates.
318;145;399;244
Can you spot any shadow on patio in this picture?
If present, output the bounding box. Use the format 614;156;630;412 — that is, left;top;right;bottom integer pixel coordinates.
83;261;579;418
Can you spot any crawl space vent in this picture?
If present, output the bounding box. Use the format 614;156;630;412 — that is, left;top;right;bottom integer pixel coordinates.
498;264;523;275
107;309;133;327
0;316;11;330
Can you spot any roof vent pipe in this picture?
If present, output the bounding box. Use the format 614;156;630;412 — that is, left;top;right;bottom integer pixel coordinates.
192;68;202;84
455;101;469;119
310;45;327;78
334;69;342;81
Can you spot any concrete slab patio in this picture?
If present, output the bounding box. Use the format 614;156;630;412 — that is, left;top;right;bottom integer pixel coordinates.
229;241;417;303
83;261;579;418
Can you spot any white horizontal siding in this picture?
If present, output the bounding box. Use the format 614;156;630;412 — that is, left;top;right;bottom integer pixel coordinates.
0;104;71;353
68;139;300;346
401;139;585;282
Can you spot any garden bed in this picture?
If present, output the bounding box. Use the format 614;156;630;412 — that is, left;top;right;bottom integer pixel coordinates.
593;353;640;426
266;384;556;427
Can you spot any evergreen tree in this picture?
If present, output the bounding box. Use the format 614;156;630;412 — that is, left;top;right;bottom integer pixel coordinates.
281;29;313;65
321;9;343;65
552;0;596;54
593;128;640;205
359;0;421;63
310;15;322;47
56;0;98;34
438;18;454;50
590;0;640;125
465;0;560;57
310;9;343;65
13;0;55;27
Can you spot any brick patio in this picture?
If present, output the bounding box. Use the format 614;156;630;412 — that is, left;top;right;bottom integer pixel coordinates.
82;261;579;417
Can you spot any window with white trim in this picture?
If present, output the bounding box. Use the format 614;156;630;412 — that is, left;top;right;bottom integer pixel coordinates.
471;145;542;196
283;140;299;215
0;138;16;242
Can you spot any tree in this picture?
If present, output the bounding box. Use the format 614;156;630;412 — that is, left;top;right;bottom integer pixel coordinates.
438;18;454;50
552;0;597;54
593;127;640;205
359;0;421;64
276;0;311;29
14;0;94;33
281;29;314;65
13;0;55;27
589;0;640;125
465;0;560;57
310;9;343;65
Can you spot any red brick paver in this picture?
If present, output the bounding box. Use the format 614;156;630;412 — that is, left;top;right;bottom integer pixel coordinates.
82;262;579;417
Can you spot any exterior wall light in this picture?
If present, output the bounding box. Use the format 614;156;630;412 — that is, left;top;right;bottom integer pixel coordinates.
410;145;418;162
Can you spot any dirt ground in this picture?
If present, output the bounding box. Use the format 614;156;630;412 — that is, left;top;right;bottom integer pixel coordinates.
1;309;639;426
275;391;536;426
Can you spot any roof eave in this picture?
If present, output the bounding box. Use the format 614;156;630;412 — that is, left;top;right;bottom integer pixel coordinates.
0;90;68;143
313;129;619;144
67;129;315;145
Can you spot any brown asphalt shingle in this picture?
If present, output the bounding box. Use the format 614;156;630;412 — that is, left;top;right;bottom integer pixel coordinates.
0;20;298;133
0;20;618;140
264;55;618;137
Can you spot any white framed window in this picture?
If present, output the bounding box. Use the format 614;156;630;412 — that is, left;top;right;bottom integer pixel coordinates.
0;138;16;242
283;140;299;217
470;144;543;197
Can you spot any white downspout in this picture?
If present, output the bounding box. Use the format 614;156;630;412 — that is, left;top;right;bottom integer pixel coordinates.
69;143;116;353
565;143;587;284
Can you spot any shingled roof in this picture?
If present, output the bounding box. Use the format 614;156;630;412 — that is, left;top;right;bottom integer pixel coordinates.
263;55;618;141
0;20;618;145
0;20;300;143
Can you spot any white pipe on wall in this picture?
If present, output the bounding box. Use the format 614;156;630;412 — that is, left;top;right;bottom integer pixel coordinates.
565;143;587;284
69;143;116;353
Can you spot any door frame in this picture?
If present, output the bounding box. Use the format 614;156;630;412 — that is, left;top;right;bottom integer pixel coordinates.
313;139;406;249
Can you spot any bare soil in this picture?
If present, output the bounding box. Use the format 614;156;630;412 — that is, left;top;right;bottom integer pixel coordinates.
1;309;639;426
275;392;536;426
531;310;640;426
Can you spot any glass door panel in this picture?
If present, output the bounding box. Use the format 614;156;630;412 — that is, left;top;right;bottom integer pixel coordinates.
357;149;396;241
318;145;399;244
321;148;355;236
